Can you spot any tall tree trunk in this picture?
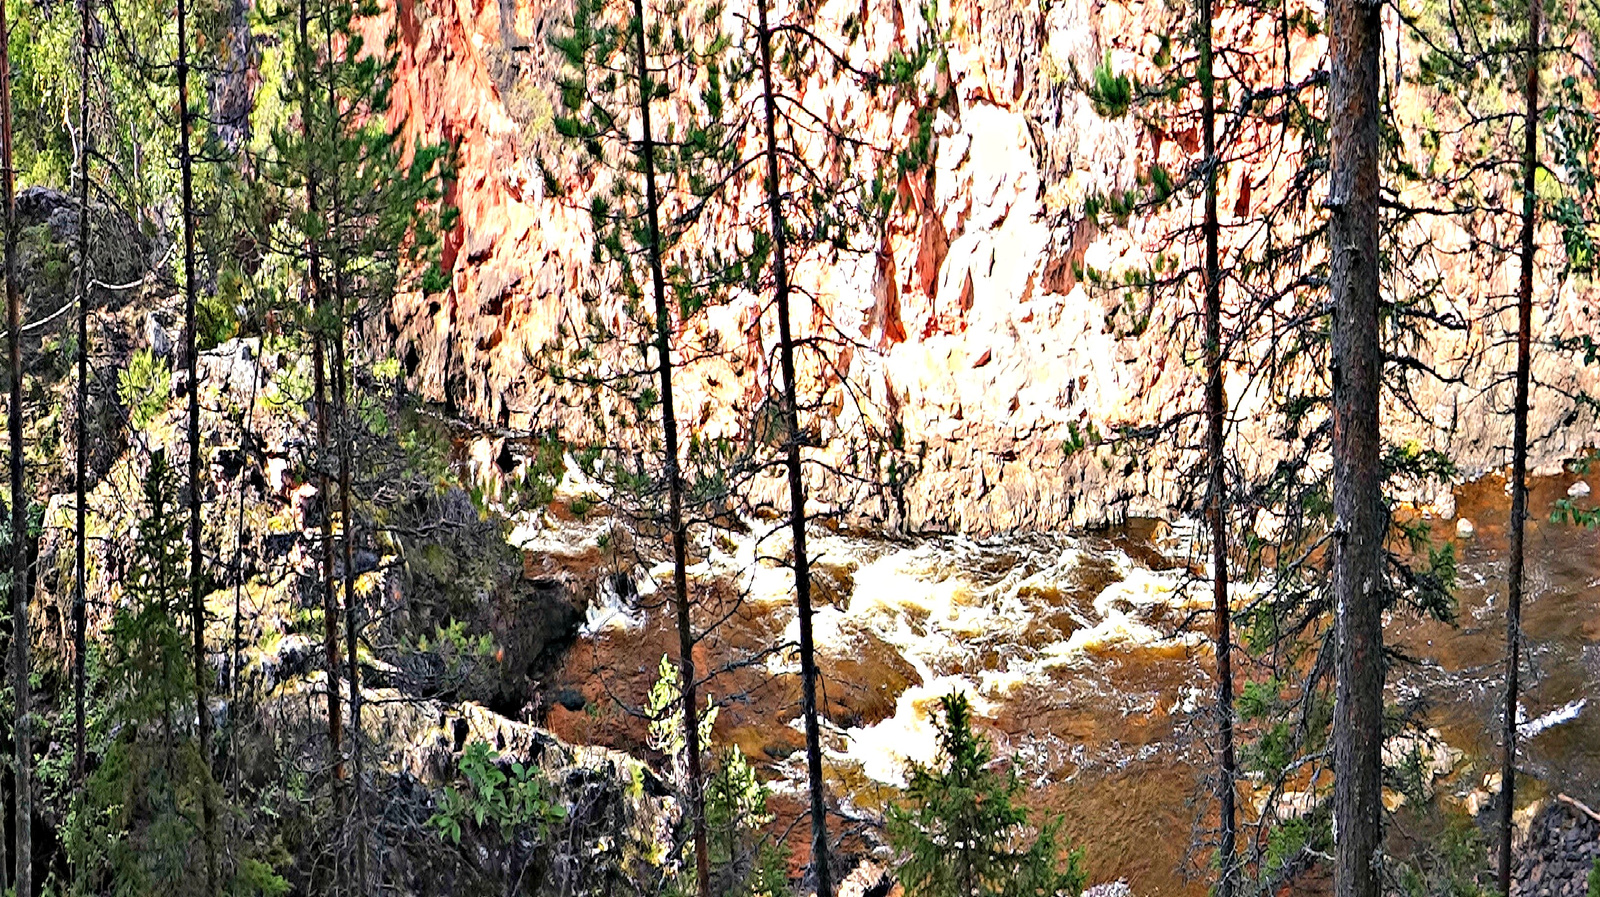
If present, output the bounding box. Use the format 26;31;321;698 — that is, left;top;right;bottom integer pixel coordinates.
0;2;30;888
177;0;219;885
228;344;259;814
1199;0;1237;892
74;0;93;794
1498;1;1539;890
322;17;367;888
1328;0;1385;893
312;271;343;874
298;0;346;865
334;306;364;892
333;330;367;887
753;4;831;894
629;3;711;891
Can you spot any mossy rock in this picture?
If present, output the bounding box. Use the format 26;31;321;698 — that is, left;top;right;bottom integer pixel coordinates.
15;186;158;322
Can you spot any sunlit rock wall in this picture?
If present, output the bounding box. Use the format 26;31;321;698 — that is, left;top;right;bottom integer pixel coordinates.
374;0;1600;533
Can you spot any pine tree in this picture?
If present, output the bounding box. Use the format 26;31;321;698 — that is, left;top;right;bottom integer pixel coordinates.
71;451;286;897
254;0;450;884
73;0;95;800
1197;0;1237;889
742;4;938;887
175;0;220;884
1080;8;1324;891
748;10;831;884
0;0;32;887
1327;0;1385;894
547;6;933;891
1370;0;1597;888
1078;0;1482;888
268;0;349;875
549;0;752;886
313;4;449;884
1497;0;1540;887
887;693;1086;897
571;0;710;883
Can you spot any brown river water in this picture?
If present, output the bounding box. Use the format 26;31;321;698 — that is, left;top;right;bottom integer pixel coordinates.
527;470;1600;896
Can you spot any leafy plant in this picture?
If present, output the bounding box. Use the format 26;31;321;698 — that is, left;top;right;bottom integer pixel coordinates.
568;493;596;519
646;653;717;777
406;620;498;698
429;741;566;845
648;657;789;897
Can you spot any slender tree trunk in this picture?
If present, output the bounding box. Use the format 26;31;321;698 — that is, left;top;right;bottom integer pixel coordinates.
229;344;259;814
177;0;220;884
0;3;31;888
74;0;94;794
753;4;831;893
1498;2;1540;890
1328;0;1385;893
1199;1;1237;892
298;0;346;866
331;190;367;897
1;773;8;895
321;17;368;887
334;312;365;892
628;4;711;892
312;294;344;869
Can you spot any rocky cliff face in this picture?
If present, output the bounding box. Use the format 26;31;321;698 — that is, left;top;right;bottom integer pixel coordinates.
377;0;1600;533
22;314;677;895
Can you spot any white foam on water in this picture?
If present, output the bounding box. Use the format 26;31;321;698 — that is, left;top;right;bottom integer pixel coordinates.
1517;698;1586;739
674;520;1248;789
1042;561;1209;666
837;675;995;787
696;516;831;608
768;605;852;676
508;511;615;559
806;533;1220;785
581;570;648;636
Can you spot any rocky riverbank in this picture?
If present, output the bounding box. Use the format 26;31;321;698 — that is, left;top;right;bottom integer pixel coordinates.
1510;798;1600;897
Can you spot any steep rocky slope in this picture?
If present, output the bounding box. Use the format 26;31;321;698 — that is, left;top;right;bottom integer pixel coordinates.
9;192;677;894
376;0;1600;534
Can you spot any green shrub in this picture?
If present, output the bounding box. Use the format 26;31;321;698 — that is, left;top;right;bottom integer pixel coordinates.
429;741;566;845
196;293;241;351
118;348;172;430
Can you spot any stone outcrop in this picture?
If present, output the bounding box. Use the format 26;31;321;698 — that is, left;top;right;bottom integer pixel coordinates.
26;328;672;896
1510;798;1600;897
376;0;1600;534
259;673;678;897
15;186;158;320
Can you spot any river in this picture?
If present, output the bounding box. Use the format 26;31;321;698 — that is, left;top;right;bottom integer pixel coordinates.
530;468;1600;896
